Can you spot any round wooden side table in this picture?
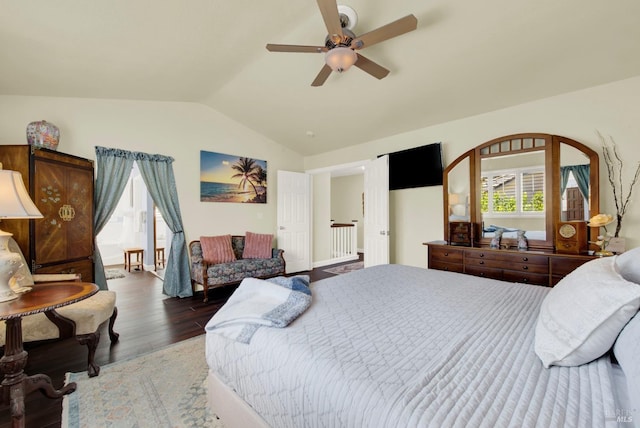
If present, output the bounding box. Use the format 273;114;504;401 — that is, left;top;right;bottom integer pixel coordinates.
0;282;98;428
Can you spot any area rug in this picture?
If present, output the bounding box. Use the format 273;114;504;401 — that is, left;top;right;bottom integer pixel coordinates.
62;335;223;428
322;261;364;275
105;268;126;280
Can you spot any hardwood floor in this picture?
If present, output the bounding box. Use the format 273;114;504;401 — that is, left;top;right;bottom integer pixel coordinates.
0;257;361;427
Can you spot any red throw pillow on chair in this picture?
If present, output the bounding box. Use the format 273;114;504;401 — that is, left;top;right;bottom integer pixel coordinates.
200;235;236;264
243;232;273;259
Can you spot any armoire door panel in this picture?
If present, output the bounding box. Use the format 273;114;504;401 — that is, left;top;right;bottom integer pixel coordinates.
33;160;69;263
65;167;94;258
33;159;93;264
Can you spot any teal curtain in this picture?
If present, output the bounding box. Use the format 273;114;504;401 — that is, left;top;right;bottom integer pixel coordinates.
572;165;590;201
94;147;192;298
560;165;590;200
94;147;135;290
134;152;192;298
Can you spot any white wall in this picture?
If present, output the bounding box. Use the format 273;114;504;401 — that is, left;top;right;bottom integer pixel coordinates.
305;76;640;267
0;96;304;245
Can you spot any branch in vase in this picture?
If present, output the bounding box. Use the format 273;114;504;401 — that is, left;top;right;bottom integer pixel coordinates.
596;131;640;237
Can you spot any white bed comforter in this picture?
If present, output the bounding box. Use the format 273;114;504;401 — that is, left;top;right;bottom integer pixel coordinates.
205;264;619;428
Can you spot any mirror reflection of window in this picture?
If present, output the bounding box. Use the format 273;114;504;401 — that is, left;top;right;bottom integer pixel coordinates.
480;150;546;240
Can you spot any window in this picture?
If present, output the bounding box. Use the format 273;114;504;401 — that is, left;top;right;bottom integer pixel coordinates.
481;168;544;215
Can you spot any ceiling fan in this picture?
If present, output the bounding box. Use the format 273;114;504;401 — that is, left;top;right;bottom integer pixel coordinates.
266;0;417;86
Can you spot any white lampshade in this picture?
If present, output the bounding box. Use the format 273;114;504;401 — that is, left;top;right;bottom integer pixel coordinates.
0;169;42;301
0;170;43;219
325;47;358;73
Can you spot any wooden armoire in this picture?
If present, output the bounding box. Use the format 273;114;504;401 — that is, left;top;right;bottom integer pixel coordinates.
0;145;94;282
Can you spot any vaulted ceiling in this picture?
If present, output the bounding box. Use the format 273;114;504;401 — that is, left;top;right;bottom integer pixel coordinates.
1;0;639;156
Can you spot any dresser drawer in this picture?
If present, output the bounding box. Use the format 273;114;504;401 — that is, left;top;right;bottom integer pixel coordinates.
430;247;463;263
550;257;591;277
464;265;503;281
464;257;548;274
503;270;549;286
464;250;548;266
424;241;592;288
429;260;464;273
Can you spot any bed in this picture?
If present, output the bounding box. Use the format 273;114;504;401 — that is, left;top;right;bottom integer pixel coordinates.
205;249;640;428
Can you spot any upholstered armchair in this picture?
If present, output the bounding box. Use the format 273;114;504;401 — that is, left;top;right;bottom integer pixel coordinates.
0;238;119;377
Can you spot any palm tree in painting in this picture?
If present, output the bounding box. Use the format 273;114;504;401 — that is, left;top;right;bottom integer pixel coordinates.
255;166;267;188
231;157;261;197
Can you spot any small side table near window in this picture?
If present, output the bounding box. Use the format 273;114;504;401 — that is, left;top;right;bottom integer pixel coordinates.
0;282;98;428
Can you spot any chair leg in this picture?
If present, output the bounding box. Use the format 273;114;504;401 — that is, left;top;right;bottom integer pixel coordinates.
193;280;209;303
75;309;119;378
76;331;101;378
108;307;120;343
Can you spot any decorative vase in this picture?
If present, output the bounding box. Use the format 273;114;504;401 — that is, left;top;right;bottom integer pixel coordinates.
517;230;528;251
490;228;503;249
26;120;60;150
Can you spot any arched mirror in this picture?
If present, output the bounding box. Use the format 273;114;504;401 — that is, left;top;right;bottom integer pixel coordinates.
443;133;599;251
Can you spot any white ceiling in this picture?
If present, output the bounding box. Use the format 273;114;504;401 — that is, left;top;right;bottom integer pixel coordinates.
2;0;639;156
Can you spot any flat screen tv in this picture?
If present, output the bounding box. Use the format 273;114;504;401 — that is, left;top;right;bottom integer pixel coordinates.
385;142;444;190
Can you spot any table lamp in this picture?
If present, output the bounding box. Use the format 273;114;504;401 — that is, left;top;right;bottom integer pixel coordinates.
0;166;43;302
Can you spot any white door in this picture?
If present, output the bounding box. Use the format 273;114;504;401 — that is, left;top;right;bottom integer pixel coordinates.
277;170;312;273
364;155;389;267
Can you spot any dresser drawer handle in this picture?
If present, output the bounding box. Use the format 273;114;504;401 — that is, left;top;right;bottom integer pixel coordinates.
479;272;485;277
523;278;529;283
522;257;528;261
444;252;449;256
523;266;528;270
479;260;485;265
479;253;484;257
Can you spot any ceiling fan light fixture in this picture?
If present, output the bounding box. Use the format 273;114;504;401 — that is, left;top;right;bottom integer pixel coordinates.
325;47;357;73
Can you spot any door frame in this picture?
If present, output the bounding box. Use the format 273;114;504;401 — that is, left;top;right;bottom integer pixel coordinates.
306;159;387;267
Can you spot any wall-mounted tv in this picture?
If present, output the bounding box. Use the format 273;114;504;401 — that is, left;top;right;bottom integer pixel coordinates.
385;142;444;190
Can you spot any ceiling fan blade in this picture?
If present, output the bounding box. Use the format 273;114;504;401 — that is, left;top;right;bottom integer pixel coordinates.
316;0;343;40
266;44;328;53
354;54;390;80
351;15;417;50
311;64;332;87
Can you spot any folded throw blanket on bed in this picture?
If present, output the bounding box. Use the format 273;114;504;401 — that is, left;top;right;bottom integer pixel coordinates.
205;275;311;344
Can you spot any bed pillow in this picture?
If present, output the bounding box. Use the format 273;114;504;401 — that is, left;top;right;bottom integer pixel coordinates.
200;235;236;264
534;256;640;368
613;311;640;424
242;232;273;259
615;246;640;284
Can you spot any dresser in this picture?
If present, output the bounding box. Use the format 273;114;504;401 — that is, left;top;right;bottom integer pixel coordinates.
424;241;594;287
0;145;94;281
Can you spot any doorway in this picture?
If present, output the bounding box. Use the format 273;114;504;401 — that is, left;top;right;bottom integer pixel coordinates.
97;164;171;278
305;158;388;268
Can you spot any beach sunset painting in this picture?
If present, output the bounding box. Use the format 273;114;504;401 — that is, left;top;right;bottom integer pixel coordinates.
200;150;267;203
